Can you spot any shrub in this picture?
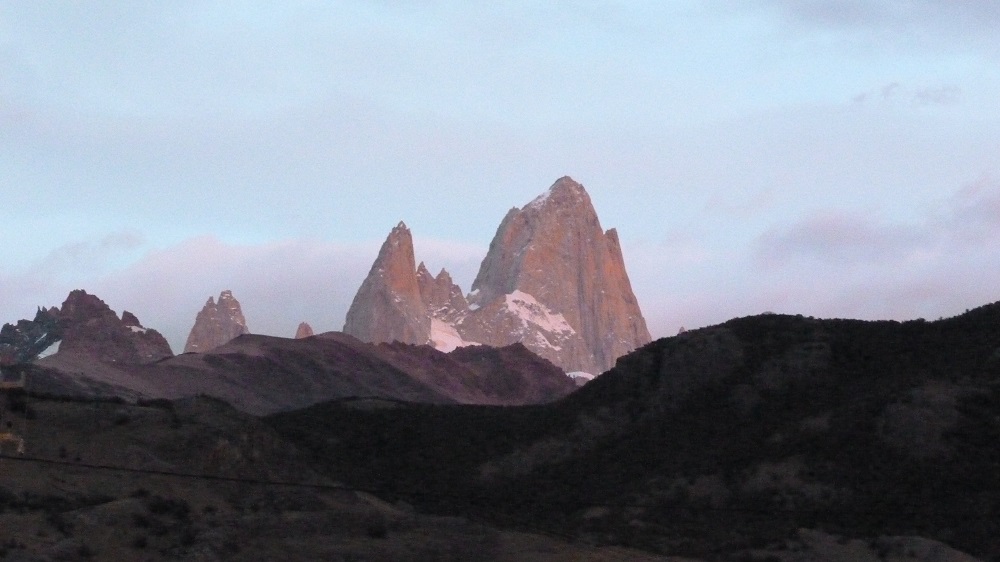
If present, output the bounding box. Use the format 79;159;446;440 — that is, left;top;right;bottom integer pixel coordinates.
146;496;190;520
364;514;388;539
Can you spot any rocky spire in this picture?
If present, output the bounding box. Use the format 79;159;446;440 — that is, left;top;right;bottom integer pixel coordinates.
417;265;469;324
183;290;249;353
343;222;430;345
462;176;650;373
294;322;314;339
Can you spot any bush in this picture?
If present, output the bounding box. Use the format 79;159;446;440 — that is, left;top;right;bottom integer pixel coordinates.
364;514;388;539
146;496;190;520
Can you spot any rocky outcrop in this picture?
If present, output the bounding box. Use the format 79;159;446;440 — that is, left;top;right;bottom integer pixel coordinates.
183;290;249;353
0;307;62;364
343;222;431;345
54;290;172;363
294;322;314;339
344;177;651;374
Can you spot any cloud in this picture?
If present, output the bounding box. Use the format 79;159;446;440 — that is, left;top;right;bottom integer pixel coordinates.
756;211;930;267
741;178;1000;316
105;237;378;351
942;176;1000;242
736;0;1000;66
0;230;145;307
34;231;145;275
757;178;1000;268
78;234;487;353
881;82;901;99
756;1;1000;34
628;178;1000;341
851;82;962;108
914;86;962;106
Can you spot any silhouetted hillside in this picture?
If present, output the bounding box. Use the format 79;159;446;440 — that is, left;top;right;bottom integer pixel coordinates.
270;303;1000;560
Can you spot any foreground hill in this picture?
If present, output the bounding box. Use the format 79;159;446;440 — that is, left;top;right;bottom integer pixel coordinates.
0;394;674;561
2;290;576;413
270;304;1000;560
26;331;576;414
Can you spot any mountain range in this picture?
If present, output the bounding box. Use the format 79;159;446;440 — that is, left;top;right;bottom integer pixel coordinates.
18;292;576;414
1;176;997;560
4;300;997;560
344;176;651;375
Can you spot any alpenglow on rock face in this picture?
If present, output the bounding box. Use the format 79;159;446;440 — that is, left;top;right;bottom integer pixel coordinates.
183;290;249;353
343;177;651;374
343;222;431;345
294;322;314;339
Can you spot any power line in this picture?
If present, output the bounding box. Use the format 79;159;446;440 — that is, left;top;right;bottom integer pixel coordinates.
0;452;356;491
0;452;659;561
0;452;992;520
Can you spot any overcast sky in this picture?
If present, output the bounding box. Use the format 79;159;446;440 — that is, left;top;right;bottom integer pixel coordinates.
3;1;1000;353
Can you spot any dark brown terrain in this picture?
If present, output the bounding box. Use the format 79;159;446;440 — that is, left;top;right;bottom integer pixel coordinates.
3;295;1000;560
271;305;1000;561
0;395;675;561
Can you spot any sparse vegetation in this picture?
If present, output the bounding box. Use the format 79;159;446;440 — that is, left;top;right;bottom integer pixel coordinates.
6;305;1000;560
269;304;1000;560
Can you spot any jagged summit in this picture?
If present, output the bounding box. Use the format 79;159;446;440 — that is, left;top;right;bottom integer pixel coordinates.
344;177;651;374
343;222;430;345
526;175;589;210
6;290;174;364
183;290;249;353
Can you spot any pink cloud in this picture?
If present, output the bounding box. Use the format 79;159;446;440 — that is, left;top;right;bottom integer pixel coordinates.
84;235;486;353
756;211;930;267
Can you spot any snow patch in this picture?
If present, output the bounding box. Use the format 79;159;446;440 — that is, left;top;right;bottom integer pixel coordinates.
567;371;595;382
37;340;61;359
527;187;554;210
430;318;478;353
129;325;148;333
503;290;575;335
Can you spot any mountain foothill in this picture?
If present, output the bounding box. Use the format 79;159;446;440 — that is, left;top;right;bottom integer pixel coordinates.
1;177;997;560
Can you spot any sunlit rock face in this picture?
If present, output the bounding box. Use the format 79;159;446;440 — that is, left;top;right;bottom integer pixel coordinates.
343;222;431;346
459;177;650;373
417;263;469;325
183;290;249;353
294;322;314;339
344;177;651;375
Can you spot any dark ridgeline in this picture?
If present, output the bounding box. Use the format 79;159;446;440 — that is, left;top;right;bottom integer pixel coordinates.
271;302;1000;560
